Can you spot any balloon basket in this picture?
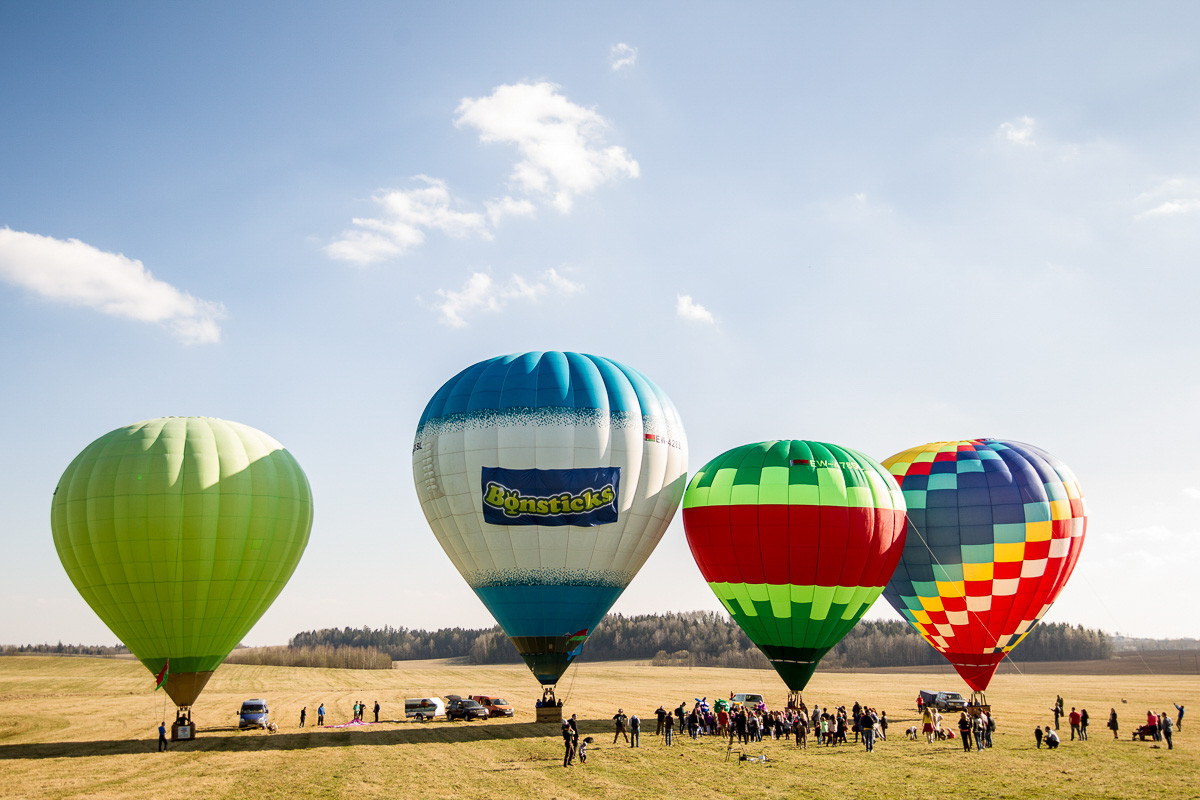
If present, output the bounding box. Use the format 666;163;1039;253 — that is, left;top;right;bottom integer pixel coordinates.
171;721;194;741
536;705;563;724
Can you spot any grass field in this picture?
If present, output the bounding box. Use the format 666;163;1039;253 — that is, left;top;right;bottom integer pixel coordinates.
0;656;1195;800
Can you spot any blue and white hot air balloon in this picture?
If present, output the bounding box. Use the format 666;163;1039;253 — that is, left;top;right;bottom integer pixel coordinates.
412;352;688;685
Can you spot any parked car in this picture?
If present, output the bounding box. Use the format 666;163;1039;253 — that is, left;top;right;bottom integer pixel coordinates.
469;695;514;718
405;697;446;721
445;696;489;721
730;693;766;711
918;690;968;712
238;699;270;729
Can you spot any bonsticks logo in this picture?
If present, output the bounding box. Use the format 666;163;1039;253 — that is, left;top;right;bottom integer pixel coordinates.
481;467;620;527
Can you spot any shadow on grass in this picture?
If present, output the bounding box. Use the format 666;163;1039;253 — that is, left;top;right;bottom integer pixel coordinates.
0;718;620;760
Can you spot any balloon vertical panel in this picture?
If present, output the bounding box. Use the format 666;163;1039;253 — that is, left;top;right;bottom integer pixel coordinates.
413;352;687;685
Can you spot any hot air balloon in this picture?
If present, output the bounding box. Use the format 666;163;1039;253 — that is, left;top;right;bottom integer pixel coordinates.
880;439;1087;692
682;441;906;695
51;417;313;710
413;352;687;687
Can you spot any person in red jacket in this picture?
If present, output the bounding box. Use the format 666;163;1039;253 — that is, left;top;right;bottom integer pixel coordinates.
1069;708;1082;741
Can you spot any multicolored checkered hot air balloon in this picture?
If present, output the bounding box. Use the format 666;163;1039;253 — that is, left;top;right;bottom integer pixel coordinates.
881;439;1087;692
413;352;687;686
682;441;907;691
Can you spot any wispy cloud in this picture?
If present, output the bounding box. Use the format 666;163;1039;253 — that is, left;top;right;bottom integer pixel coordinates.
325;177;491;265
610;43;638;71
1135;178;1200;220
1183;487;1200;500
0;228;224;343
434;268;583;327
998;116;1037;147
676;294;715;324
456;81;639;213
327;82;638;264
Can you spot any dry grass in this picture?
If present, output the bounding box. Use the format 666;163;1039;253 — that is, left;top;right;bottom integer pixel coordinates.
0;656;1196;800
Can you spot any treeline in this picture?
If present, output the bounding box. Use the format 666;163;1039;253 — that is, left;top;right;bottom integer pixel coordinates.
287;613;1111;670
1;643;129;657
225;644;392;670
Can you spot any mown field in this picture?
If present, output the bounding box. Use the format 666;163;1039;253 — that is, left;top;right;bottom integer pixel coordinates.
0;656;1195;800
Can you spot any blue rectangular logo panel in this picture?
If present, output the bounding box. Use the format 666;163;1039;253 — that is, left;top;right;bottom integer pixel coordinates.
481;466;620;527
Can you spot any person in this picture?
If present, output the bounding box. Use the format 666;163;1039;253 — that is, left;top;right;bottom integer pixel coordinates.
663;710;674;745
1148;710;1160;741
1045;726;1060;749
879;710;888;741
578;736;589;764
985;711;995;747
300;706;306;727
630;713;640;747
562;719;575;767
917;694;924;713
374;700;380;723
655;704;666;735
860;710;875;752
1163;712;1175;750
352;701;360;721
1175;703;1185;730
922;706;934;744
158;721;168;752
973;712;986;752
1107;708;1118;739
1035;725;1043;749
613;709;629;743
1051;703;1062;731
1079;708;1088;741
1069;707;1081;741
959;713;972;751
317;703;325;726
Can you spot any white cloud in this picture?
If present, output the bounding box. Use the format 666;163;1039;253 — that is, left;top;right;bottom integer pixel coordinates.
1133;178;1200;220
998;116;1037;146
0;228;224;343
1183;487;1200;500
456;82;640;213
610;43;638;71
676;294;715;324
434;268;583;327
484;195;537;226
325;177;490;265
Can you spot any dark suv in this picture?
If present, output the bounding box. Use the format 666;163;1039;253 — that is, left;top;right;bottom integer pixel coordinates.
445;697;489;721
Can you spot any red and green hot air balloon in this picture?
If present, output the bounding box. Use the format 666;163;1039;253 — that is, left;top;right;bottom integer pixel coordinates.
880;439;1087;692
683;441;906;691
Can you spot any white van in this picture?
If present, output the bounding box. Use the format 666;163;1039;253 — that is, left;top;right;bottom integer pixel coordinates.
405;697;445;720
731;693;766;710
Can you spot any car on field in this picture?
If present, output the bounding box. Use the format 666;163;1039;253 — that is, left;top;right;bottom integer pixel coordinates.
918;690;968;712
238;699;270;729
470;695;514;718
730;693;766;711
445;696;489;721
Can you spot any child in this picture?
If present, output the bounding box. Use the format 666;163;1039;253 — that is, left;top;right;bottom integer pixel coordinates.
1035;726;1044;748
579;736;592;764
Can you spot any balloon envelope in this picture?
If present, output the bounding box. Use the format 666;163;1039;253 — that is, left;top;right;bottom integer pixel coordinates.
683;440;906;691
51;417;313;706
881;439;1087;692
413;352;687;685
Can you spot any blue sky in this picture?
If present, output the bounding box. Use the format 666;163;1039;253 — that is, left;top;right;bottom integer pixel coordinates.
2;2;1198;646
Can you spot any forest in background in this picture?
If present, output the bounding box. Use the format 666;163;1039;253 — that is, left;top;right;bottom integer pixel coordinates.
284;611;1114;670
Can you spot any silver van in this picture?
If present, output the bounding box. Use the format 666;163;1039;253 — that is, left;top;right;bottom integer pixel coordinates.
238;699;270;729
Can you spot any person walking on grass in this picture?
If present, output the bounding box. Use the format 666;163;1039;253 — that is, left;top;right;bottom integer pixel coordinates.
300;706;306;728
1107;708;1118;739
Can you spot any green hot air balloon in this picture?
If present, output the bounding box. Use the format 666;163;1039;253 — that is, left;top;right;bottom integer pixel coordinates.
682;441;907;694
51;417;313;709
